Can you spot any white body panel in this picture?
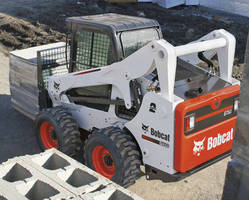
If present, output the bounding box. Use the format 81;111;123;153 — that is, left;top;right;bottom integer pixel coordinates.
66;104;127;131
48;29;238;174
126;93;183;174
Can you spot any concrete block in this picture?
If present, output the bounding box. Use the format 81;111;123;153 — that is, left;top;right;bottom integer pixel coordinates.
185;0;199;5
0;149;144;200
156;0;185;8
19;149;111;196
82;184;144;200
200;0;249;18
0;183;25;200
0;159;76;200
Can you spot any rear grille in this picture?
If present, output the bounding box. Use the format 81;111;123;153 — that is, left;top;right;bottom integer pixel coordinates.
184;95;239;135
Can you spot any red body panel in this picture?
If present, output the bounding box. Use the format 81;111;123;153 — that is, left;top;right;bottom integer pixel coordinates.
174;84;240;173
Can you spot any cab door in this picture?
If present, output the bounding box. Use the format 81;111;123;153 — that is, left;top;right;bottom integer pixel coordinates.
68;29;114;112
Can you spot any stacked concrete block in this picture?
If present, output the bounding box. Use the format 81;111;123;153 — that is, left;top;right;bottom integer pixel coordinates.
156;0;184;8
0;149;143;200
200;0;249;18
0;182;23;200
82;184;144;200
20;149;111;197
0;158;76;200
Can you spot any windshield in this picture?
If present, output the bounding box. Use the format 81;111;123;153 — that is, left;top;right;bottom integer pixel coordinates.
121;28;160;57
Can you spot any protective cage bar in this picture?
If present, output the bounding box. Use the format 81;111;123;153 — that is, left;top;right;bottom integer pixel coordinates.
37;45;70;88
175;38;227;56
75;30;112;71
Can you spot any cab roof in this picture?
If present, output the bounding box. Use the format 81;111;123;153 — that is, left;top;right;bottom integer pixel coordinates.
66;13;160;33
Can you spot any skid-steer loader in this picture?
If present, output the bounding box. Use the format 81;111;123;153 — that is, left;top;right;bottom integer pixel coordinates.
9;13;240;187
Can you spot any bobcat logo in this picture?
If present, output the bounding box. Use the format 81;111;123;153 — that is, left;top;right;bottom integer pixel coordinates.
149;103;156;113
54;81;60;91
193;138;205;156
142;124;149;133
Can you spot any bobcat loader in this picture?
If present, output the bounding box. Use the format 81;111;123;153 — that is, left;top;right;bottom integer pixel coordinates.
9;14;240;187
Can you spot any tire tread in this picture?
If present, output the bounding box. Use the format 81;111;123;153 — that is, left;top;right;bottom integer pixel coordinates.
84;126;141;187
36;106;81;156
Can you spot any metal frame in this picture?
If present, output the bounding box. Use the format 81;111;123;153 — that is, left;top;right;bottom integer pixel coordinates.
37;45;69;110
37;51;47;110
145;150;231;182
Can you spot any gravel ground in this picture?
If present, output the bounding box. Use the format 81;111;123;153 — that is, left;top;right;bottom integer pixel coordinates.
0;1;248;199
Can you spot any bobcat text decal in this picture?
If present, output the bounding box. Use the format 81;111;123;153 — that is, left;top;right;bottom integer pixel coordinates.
193;128;234;156
207;128;233;150
141;124;170;148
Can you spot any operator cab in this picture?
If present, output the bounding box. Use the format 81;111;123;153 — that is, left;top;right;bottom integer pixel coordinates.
66;14;162;115
66;13;162;72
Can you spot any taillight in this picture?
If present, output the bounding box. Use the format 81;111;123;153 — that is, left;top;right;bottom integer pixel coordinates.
234;99;239;111
185;114;195;132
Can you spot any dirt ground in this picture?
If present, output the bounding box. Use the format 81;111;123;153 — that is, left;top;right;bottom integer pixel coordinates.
0;0;248;199
0;0;248;73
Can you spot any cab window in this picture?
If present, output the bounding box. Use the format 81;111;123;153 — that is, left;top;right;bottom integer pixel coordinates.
74;30;113;71
121;28;159;57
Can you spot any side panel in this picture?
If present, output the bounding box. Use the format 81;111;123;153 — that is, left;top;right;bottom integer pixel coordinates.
67;103;127;131
174;84;240;172
125;92;183;174
9;54;39;120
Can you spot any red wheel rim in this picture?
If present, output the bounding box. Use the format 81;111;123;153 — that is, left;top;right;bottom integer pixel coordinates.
40;121;58;149
92;145;115;179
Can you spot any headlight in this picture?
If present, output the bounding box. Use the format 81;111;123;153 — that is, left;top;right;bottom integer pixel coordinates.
185;114;195;131
234;99;239;111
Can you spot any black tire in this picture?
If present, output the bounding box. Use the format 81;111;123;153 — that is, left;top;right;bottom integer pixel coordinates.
84;127;141;187
35;106;81;156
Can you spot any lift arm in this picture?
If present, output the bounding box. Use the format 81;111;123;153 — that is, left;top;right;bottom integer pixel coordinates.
48;29;236;108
